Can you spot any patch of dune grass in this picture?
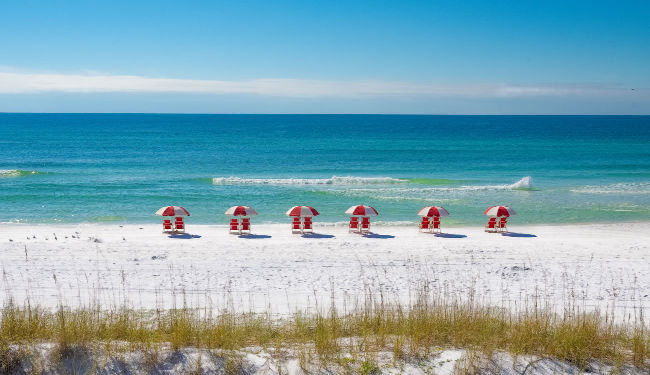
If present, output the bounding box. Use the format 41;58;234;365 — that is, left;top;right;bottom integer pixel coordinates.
0;290;648;372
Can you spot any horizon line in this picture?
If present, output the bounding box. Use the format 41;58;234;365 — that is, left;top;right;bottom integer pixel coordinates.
1;112;649;116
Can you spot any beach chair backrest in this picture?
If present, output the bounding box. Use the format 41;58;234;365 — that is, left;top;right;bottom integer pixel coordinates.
304;216;312;222
433;221;440;229
163;219;171;224
421;217;429;228
304;219;312;229
175;222;184;229
292;217;301;229
487;218;496;227
361;217;370;228
349;217;359;228
499;217;507;224
433;216;440;222
175;217;183;222
242;218;250;223
242;218;250;230
230;219;239;230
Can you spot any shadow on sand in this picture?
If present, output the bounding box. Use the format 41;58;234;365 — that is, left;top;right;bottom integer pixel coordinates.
302;233;335;239
502;232;537;238
363;233;395;239
434;232;467;238
168;233;202;239
239;234;272;239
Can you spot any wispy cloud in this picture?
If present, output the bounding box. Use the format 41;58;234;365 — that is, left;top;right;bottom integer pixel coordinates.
0;70;640;98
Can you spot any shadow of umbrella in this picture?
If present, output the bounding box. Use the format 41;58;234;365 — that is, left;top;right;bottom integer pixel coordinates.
168;234;202;239
501;232;537;237
362;233;395;239
239;234;272;239
434;233;467;238
302;233;335;239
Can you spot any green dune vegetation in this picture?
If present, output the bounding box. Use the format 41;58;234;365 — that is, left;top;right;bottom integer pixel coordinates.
1;287;648;373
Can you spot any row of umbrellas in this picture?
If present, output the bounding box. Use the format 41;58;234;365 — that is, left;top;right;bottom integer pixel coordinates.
156;205;517;218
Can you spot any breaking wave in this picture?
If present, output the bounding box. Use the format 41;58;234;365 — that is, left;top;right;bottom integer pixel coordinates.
211;176;499;186
347;177;535;194
0;169;44;177
508;176;533;190
307;177;536;202
571;182;650;195
212;176;409;185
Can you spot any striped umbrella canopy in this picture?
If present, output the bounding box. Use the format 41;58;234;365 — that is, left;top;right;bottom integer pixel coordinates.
417;206;450;217
484;205;516;217
345;205;379;216
225;205;258;216
155;206;190;216
286;206;320;217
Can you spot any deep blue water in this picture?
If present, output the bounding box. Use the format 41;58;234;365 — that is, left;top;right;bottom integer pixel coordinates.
1;114;649;224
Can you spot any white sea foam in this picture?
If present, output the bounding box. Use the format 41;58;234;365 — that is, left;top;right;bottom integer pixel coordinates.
317;220;418;227
341;177;535;195
445;176;534;191
212;176;408;185
211;176;534;190
571;182;650;195
0;169;39;177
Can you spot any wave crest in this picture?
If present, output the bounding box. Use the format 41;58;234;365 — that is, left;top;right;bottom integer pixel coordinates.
212;176;408;185
508;176;534;190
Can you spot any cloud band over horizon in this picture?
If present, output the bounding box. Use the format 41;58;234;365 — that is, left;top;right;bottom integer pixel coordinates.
0;70;643;99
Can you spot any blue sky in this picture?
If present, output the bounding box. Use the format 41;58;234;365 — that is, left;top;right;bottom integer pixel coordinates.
1;1;648;114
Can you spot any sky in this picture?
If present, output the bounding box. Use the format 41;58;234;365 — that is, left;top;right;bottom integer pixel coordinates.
0;0;649;114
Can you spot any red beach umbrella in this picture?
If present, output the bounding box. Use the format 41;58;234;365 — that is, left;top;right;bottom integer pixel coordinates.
484;205;516;217
286;206;320;217
345;205;379;216
155;206;190;216
417;206;450;217
225;205;258;216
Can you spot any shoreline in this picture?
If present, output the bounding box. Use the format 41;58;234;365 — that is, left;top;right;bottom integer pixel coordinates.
3;218;650;229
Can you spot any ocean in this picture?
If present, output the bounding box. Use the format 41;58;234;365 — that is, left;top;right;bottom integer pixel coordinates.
1;114;649;225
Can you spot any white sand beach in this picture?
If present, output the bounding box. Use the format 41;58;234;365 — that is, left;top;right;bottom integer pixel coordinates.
1;222;648;319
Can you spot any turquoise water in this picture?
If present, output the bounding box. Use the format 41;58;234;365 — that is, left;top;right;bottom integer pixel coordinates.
1;114;649;225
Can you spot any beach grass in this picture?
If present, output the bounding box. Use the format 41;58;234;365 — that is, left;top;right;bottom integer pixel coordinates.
0;287;648;373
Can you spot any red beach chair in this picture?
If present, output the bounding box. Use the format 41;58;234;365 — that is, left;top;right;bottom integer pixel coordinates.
162;219;173;233
432;217;441;233
349;217;359;233
498;217;508;233
174;217;185;233
485;218;497;233
291;217;302;234
303;217;313;233
419;217;430;232
241;218;251;234
230;218;240;234
360;217;370;233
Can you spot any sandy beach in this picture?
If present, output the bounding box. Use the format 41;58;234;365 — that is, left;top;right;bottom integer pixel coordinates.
1;221;648;319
